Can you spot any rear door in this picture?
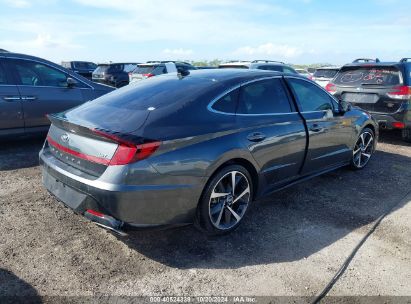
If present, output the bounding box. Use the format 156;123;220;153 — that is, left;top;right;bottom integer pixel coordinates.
234;77;307;187
333;66;404;114
6;58;86;130
0;58;24;133
286;77;354;175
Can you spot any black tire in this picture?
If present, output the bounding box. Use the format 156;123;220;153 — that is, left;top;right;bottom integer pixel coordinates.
195;165;253;235
350;127;375;170
402;128;411;143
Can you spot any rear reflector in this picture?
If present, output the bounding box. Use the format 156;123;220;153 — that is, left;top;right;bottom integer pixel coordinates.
86;209;104;217
387;86;411;100
325;82;337;94
392;122;405;129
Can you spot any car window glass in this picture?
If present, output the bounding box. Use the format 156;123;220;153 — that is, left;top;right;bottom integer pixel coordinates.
109;64;123;72
0;64;8;84
212;88;239;113
283;67;297;74
124;64;137;73
288;78;333;112
237;78;292;114
13;60;68;87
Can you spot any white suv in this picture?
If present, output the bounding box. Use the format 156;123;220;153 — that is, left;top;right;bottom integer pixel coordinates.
129;61;196;83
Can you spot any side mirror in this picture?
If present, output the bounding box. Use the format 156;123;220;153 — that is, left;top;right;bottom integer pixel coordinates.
66;77;78;88
338;100;351;114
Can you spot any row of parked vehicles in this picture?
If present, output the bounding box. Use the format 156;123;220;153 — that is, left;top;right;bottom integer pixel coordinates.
0;49;410;235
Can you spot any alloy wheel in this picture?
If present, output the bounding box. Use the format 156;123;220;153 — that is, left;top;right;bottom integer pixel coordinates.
208;171;251;230
353;131;374;168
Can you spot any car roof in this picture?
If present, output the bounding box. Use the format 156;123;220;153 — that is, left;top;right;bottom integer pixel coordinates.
316;66;342;70
342;62;404;68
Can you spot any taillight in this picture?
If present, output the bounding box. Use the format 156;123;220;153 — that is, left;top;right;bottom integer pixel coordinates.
325;82;337;94
392;122;405;129
308;75;313;80
143;73;154;78
387;86;411;100
93;129;161;166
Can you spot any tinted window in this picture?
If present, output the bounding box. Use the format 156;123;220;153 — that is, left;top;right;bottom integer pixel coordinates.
288;78;333;112
13;59;68;87
0;64;8;84
237;78;292;114
333;67;401;86
313;69;339;78
94;65;109;73
124;64;137;73
134;65;166;75
219;65;249;69
73;62;97;70
282;66;297;74
212;89;239;113
108;64;124;73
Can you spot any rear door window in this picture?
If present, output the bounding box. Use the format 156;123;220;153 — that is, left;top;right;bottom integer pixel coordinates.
237;78;292;114
333;67;401;86
12;59;68;87
0;63;9;84
287;78;334;112
314;69;339;79
211;88;239;113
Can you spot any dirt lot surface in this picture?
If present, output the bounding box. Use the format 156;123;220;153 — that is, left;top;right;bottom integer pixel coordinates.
1;131;410;301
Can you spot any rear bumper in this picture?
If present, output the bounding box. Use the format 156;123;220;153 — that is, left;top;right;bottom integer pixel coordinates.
370;111;411;129
40;149;205;229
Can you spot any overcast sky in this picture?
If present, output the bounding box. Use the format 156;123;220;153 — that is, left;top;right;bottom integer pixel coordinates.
1;0;410;64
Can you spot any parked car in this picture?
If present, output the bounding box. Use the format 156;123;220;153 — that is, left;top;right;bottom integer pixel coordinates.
326;58;411;142
295;68;312;78
61;61;97;79
92;63;139;88
0;52;114;138
219;60;298;74
129;61;196;83
40;69;378;235
312;66;341;87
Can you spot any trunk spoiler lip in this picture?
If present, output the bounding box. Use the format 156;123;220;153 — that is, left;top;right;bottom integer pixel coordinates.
46;113;156;145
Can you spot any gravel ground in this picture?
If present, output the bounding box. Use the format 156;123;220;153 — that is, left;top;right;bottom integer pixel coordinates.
0;131;410;302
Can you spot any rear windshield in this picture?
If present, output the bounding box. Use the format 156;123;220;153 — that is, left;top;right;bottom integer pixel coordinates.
219;65;249;69
134;65;166;75
87;75;221;110
73;62;97;70
334;67;401;86
314;69;339;78
94;65;109;73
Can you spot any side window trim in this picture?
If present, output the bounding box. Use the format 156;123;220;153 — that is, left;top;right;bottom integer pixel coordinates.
208;76;299;116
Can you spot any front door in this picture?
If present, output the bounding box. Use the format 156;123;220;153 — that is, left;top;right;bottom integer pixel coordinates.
235;77;307;187
6;58;84;130
286;77;354;175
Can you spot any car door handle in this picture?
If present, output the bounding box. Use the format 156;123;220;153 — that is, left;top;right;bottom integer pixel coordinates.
21;96;37;101
2;96;21;101
247;132;266;142
309;124;323;133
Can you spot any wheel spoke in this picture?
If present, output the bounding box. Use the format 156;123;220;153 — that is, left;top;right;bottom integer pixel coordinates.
211;191;230;199
362;152;371;159
233;186;250;204
360;133;365;146
226;206;241;222
353;147;361;155
231;171;237;196
215;205;225;226
364;137;373;150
